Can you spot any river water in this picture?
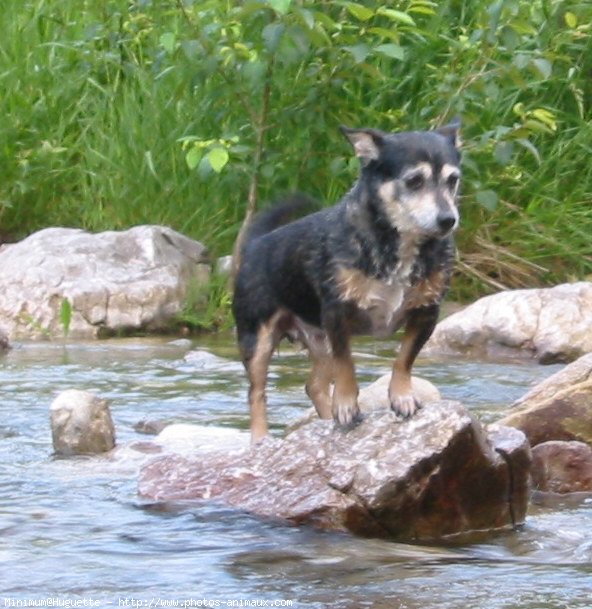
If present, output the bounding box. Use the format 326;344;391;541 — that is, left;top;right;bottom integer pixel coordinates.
0;336;590;608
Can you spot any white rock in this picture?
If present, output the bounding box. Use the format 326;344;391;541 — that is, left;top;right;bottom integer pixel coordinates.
215;255;233;276
0;225;210;340
155;424;250;456
358;373;441;411
427;282;592;363
50;390;116;455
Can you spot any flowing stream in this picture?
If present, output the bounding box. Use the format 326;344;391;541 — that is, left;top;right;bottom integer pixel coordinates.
0;336;590;608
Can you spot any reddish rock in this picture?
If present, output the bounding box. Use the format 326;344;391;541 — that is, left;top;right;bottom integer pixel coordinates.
139;401;530;542
500;353;592;446
531;441;592;493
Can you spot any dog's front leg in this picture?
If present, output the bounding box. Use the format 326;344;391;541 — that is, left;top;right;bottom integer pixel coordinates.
323;306;361;428
389;305;439;418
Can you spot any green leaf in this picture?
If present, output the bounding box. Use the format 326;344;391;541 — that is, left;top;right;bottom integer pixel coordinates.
343;43;370;63
367;27;401;42
376;8;416;27
512;54;530;70
144;150;157;178
494;141;514;166
375;43;405;60
59;297;72;338
532;58;552;80
408;3;437;16
295;8;315;29
186;147;203;170
532;108;557;130
516;139;541;164
207;148;230;173
242;60;267;83
268;0;291;15
345;2;375;21
523;119;554;135
475;190;498;211
263;23;285;52
159;32;176;54
565;11;578;28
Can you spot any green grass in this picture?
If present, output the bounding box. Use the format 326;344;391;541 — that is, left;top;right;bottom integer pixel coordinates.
0;0;241;247
1;0;591;305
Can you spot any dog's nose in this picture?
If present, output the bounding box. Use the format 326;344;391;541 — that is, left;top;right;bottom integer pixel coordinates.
437;214;456;233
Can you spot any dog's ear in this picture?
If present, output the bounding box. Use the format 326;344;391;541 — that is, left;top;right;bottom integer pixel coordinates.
340;126;384;164
435;117;462;150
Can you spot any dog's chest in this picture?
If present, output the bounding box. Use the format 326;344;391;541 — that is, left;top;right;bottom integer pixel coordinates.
336;241;419;337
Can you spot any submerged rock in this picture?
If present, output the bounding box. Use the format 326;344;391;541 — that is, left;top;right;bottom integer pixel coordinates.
426;282;592;363
531;441;592;494
183;350;242;372
139;401;530;542
50;390;116;455
134;420;168;436
0;225;210;340
499;353;592;446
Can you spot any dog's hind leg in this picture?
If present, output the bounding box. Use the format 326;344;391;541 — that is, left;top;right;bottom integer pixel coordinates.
389;305;439;418
306;355;333;419
239;315;283;443
306;353;334;420
293;322;333;419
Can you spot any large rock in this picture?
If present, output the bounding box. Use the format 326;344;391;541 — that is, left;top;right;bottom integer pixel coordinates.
427;282;592;363
50;390;116;455
499;353;592;446
0;226;209;339
139;402;530;542
531;441;592;493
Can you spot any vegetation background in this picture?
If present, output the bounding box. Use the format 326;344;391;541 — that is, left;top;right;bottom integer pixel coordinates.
1;0;591;319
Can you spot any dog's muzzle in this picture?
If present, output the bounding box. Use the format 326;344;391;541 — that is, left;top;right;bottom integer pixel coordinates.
436;212;458;236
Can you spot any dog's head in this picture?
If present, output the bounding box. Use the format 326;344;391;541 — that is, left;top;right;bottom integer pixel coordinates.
341;122;461;238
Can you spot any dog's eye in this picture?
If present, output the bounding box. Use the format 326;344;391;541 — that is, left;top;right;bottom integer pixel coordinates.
446;174;459;191
405;174;425;191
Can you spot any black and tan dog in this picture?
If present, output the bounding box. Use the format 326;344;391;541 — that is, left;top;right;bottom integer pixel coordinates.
233;122;461;442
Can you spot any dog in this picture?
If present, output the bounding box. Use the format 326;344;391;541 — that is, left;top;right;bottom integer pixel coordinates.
232;121;461;442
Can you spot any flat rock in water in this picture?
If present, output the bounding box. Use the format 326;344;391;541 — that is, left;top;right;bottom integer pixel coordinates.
426;282;592;363
500;353;592;446
0;226;209;339
531;441;592;494
139;401;530;542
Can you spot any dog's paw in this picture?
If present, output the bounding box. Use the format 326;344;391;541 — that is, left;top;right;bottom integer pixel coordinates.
390;393;421;418
333;397;363;430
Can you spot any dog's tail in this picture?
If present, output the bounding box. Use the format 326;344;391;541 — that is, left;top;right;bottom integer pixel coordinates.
242;193;317;245
232;193;318;278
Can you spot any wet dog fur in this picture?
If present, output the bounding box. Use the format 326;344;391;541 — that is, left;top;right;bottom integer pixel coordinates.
233;122;461;442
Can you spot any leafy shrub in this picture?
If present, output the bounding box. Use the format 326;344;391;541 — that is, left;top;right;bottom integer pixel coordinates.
1;0;590;299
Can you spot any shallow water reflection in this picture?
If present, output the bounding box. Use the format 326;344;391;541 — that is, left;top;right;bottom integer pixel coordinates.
0;336;589;608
